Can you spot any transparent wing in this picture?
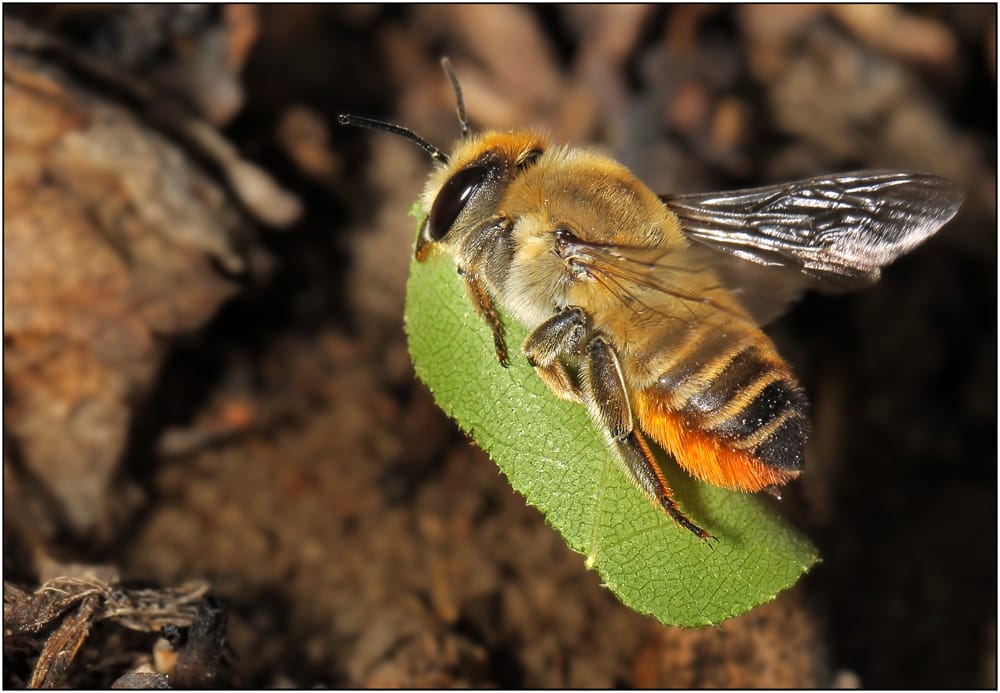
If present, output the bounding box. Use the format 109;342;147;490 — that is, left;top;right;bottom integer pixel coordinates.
662;171;963;285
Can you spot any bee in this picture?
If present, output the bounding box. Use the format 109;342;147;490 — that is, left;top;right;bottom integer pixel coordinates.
339;59;963;540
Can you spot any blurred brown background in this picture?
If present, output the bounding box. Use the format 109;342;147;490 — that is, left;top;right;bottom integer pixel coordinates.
4;5;996;688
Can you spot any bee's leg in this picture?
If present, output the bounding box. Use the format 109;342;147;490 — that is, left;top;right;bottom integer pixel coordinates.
522;307;590;403
583;335;713;541
459;270;509;367
457;217;516;367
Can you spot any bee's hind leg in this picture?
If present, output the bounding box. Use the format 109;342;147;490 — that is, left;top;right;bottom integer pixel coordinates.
523;308;711;539
583;334;713;542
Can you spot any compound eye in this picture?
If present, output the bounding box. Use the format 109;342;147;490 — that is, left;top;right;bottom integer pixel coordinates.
428;164;489;240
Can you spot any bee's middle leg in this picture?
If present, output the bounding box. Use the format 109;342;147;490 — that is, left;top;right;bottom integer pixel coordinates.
523;307;591;403
583;335;712;541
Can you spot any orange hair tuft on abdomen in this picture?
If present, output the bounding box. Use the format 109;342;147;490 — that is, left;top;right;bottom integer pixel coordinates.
633;390;799;492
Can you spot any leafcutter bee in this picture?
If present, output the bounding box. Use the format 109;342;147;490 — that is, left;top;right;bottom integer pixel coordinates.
340;59;962;539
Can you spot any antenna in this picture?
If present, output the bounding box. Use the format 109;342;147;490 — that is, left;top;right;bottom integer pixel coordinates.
336;114;449;164
440;57;469;138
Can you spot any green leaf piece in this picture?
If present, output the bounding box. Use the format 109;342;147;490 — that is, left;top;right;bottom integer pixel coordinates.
404;214;819;627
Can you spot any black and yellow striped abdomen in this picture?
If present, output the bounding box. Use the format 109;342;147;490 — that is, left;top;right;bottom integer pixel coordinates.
631;318;809;492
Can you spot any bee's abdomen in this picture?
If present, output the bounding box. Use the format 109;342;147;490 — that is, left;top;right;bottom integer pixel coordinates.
634;328;809;491
681;343;808;471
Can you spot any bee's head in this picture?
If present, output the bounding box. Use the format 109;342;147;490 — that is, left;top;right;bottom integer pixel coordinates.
338;57;549;258
415;131;548;258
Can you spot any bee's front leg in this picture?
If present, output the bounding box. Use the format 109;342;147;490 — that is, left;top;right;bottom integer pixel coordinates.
458;217;516;367
583;335;712;541
459;269;509;367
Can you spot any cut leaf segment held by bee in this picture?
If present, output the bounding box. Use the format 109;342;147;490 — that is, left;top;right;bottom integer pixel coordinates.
340;58;962;541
